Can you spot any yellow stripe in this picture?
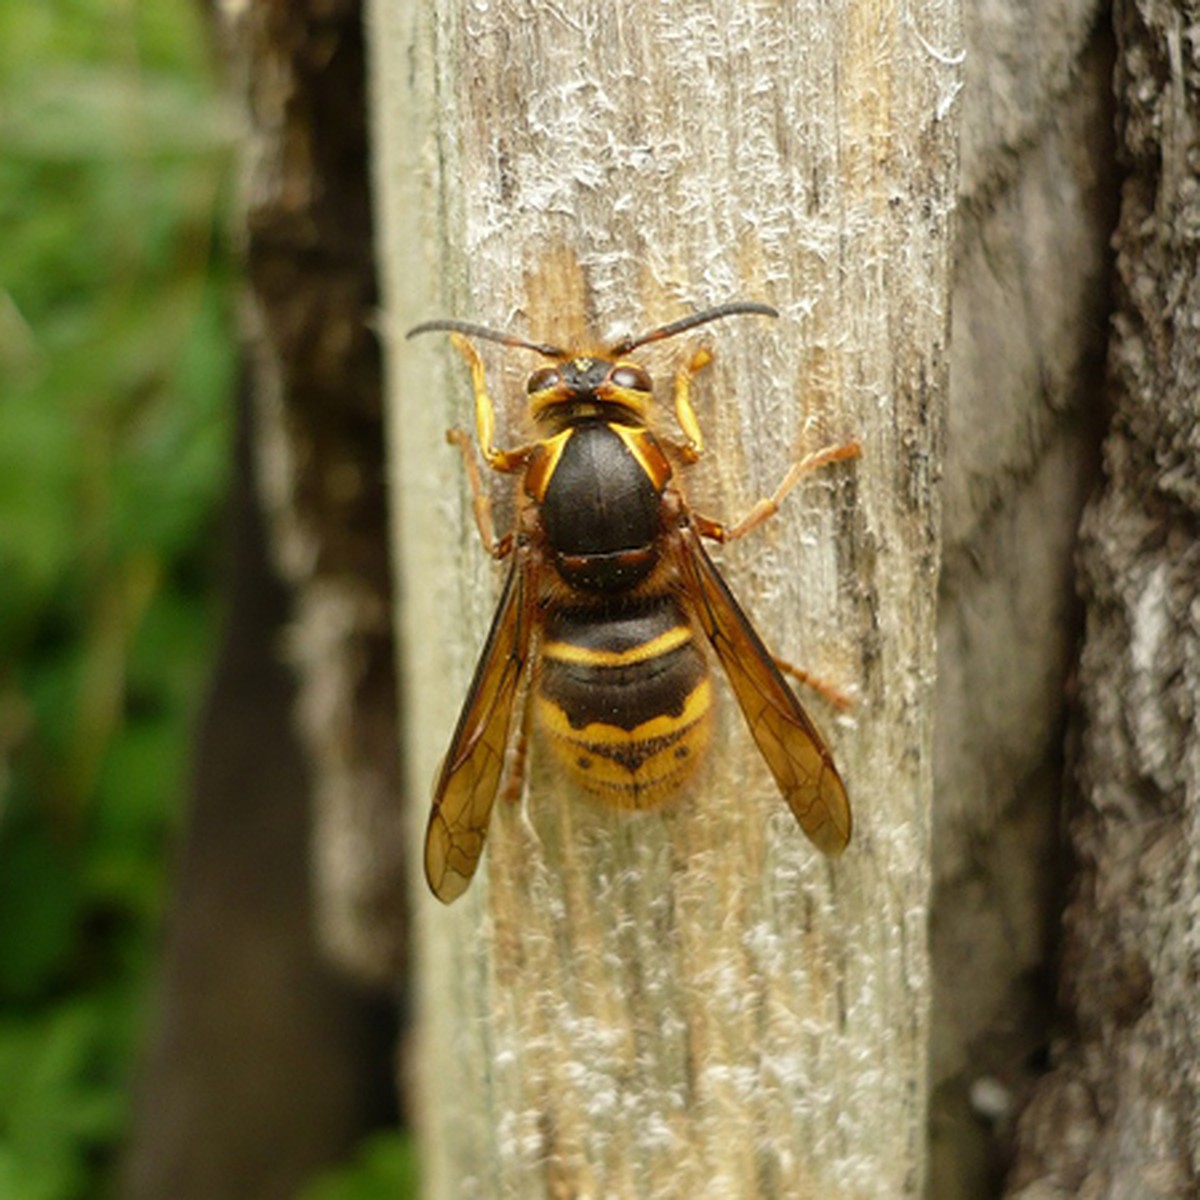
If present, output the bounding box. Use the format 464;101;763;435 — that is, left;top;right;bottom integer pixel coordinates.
536;691;714;809
610;423;672;490
542;623;693;668
554;729;709;789
525;429;572;501
535;678;712;745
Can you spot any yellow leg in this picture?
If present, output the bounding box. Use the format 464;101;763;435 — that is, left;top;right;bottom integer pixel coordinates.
773;655;854;712
445;429;511;558
671;346;714;464
696;439;861;543
448;332;533;474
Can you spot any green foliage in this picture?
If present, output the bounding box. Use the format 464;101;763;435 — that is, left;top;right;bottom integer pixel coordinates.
300;1132;420;1200
0;1;235;1194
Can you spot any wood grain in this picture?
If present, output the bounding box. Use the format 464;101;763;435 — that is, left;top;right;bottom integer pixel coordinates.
371;3;960;1195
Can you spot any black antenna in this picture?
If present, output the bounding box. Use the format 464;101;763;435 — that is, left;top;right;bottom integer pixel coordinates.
406;318;566;360
609;301;778;356
407;301;777;359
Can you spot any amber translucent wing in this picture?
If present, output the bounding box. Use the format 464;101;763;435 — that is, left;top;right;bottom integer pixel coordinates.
425;555;536;903
677;527;851;853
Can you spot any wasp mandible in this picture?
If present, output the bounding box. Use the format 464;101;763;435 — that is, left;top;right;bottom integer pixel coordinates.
408;303;859;903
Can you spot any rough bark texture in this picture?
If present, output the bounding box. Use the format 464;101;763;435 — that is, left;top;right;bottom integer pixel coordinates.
1006;2;1200;1196
216;0;406;985
370;3;959;1196
930;2;1115;1194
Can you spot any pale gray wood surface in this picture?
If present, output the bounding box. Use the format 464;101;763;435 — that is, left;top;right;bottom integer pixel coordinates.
371;2;959;1196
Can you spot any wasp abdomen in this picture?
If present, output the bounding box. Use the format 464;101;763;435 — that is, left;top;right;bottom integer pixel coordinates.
535;598;713;809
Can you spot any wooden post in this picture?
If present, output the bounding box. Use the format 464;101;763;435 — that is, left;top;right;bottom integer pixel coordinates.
370;3;960;1195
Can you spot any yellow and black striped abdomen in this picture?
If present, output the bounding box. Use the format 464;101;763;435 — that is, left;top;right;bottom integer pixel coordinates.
534;597;712;809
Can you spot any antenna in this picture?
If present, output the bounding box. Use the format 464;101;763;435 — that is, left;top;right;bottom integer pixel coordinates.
406;319;566;359
609;301;778;356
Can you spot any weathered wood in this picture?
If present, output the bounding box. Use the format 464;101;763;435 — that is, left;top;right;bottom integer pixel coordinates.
370;3;960;1195
1006;2;1200;1196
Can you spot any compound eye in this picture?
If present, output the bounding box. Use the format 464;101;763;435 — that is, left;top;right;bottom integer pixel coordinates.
527;367;561;394
609;364;652;393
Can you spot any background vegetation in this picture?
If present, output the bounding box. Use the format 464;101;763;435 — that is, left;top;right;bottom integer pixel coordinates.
0;4;422;1195
0;4;417;1194
0;2;235;1195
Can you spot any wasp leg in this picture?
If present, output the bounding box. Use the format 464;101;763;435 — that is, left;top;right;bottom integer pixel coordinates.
670;346;715;464
772;655;854;712
448;331;535;474
694;439;861;544
445;428;513;559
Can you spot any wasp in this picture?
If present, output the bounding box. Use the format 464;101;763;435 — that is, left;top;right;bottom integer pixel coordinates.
408;302;859;903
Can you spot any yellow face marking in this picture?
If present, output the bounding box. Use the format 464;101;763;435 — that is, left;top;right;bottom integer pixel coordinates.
529;388;562;419
541;624;693;668
601;372;652;419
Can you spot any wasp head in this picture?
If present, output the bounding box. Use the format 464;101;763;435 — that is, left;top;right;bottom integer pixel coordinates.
406;301;777;427
524;356;654;424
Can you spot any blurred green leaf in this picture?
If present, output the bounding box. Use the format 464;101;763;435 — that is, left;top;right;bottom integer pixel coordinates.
301;1132;420;1200
0;0;236;1193
0;819;82;1000
0;996;131;1200
0;67;237;162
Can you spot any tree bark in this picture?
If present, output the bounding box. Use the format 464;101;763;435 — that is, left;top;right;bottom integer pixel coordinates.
1006;2;1200;1196
370;3;960;1196
217;0;407;985
929;2;1115;1193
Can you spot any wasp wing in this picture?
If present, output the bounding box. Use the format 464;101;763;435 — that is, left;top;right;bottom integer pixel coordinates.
676;526;851;853
425;553;536;903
